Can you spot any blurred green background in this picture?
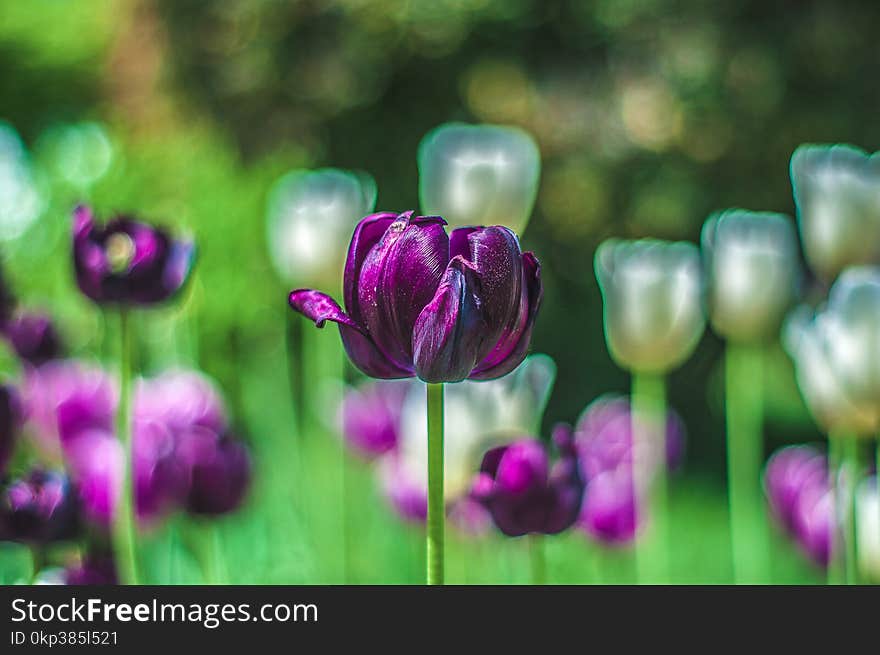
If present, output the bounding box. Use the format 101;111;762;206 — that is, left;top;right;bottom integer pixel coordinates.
3;0;878;583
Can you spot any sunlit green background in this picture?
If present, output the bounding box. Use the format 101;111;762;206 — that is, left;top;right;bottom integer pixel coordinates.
4;0;878;584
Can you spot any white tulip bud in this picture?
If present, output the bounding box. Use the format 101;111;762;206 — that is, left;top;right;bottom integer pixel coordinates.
266;168;376;286
791;144;880;281
595;239;706;374
418;122;540;235
702;209;800;342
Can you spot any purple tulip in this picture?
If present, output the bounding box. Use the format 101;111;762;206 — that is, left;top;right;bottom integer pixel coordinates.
65;550;117;585
574;394;686;481
2;312;63;366
63;430;123;526
0;386;19;477
134;369;227;437
72;205;195;306
21;359;116;457
289;211;542;383
764;445;827;532
764;445;834;568
340;380;408;458
61;369;249;526
579;470;637;545
472;428;583;537
180;431;251;516
792;485;833;567
0;470;78;543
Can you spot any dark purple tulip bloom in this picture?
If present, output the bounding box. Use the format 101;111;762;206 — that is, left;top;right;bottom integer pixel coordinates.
579;470;637;545
340;380;408;458
72;205;195;306
0;386;19;477
289;211;542;383
0;470;78;543
181;431;251;516
472;428;583;537
2;312;63;366
65;550;117;585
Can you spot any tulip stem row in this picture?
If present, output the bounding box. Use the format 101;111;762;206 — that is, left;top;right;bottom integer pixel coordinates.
426;383;445;585
724;343;769;584
112;310;140;586
631;371;669;583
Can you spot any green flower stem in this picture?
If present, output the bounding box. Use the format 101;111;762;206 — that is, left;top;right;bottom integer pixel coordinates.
426;382;445;585
112;310;139;586
200;522;228;585
724;342;769;584
827;435;844;585
631;371;668;583
30;546;45;584
528;534;546;585
841;437;860;585
285;311;306;438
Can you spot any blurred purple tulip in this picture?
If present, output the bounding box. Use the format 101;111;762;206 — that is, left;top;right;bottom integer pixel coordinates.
792;485;833;567
65;550;117;585
289;211;542;383
63;429;123;526
21;359;116;457
72;205;195;306
764;445;833;568
0;470;78;543
764;445;827;531
60;369;250;526
579;469;637;545
2;312;62;366
134;369;227;437
574;394;686;481
181;431;251;516
340;380;408;458
0;385;19;477
472;428;583;537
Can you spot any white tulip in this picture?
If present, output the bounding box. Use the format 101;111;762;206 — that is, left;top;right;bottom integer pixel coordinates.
821;267;880;409
418;122;540;234
702;209;800;342
266;168;376;286
783;306;878;436
393;354;556;500
595;239;706;374
791;144;880;281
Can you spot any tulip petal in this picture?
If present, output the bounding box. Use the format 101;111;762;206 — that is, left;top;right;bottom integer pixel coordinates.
343;212;400;323
412;257;488;383
453;226;523;347
359;213;449;367
288;289;411;378
469;251;542;380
